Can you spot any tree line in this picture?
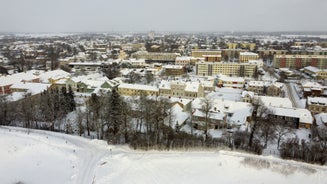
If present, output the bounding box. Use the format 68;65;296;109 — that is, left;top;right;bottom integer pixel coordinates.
0;86;75;131
1;88;326;165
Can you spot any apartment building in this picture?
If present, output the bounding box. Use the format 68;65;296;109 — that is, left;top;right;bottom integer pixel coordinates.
221;49;243;60
131;51;180;63
162;65;185;76
239;52;259;62
273;55;327;69
203;55;222;62
195;61;258;77
191;49;221;58
247;81;265;94
257;49;288;58
227;43;256;51
175;56;191;66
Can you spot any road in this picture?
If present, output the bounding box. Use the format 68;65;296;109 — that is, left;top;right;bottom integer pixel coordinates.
285;82;296;107
285;82;305;108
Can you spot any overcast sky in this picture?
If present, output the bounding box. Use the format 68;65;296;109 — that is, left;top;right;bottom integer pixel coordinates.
0;0;326;33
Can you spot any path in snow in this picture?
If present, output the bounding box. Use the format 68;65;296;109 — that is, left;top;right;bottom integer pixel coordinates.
0;127;113;184
1;127;326;184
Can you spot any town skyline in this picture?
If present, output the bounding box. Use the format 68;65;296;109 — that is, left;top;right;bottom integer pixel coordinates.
0;0;326;33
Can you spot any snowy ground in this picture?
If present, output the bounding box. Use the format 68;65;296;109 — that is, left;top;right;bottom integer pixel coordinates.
208;87;242;101
1;127;326;184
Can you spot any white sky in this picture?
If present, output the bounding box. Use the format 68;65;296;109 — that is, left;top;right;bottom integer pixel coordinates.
0;0;326;32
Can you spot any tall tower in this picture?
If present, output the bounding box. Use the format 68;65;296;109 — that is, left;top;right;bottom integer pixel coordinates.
148;31;155;40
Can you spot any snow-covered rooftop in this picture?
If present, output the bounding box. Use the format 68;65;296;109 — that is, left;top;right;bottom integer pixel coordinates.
248;81;265;87
39;70;71;83
184;82;200;92
272;82;284;89
0;71;39;86
207;88;242;101
302;81;323;89
258;96;293;108
242;91;254;98
118;83;159;92
269;107;313;124
307;97;327;105
304;66;323;73
192;97;252;126
218;75;244;83
314;113;327;127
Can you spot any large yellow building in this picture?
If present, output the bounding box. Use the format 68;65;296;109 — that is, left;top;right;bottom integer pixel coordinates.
131;51;180;63
191;50;222;58
159;80;205;98
239;52;259;62
195;61;258;77
257;49;288;58
227;43;256;51
227;43;238;50
118;83;159;96
162;65;185;76
203;55;222;62
273;55;327;69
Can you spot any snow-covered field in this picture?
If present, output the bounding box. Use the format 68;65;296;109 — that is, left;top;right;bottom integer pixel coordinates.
1;127;326;184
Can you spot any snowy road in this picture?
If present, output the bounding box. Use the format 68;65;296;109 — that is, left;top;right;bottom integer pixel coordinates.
286;82;296;107
285;82;306;108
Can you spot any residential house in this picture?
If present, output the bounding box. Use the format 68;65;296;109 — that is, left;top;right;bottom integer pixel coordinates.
257;96;312;129
0;71;40;94
247;81;266;95
303;66;327;79
192;98;253;129
307;97;327;114
302;81;324;97
216;75;245;89
267;82;284;97
242;91;254;103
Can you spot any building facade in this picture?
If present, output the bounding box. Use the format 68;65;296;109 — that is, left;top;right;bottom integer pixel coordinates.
159;80;205;99
118;83;159;96
273;55;327;69
307;97;327;114
195;61;258;77
191;50;222;58
239;52;259;62
131;51;180;63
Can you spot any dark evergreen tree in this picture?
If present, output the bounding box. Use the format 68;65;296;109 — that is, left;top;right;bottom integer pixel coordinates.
106;88;124;143
67;86;76;111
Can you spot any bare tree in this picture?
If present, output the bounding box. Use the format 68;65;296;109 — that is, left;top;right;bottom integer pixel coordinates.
145;72;154;84
76;110;85;136
276;125;292;149
258;117;277;148
201;97;213;141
